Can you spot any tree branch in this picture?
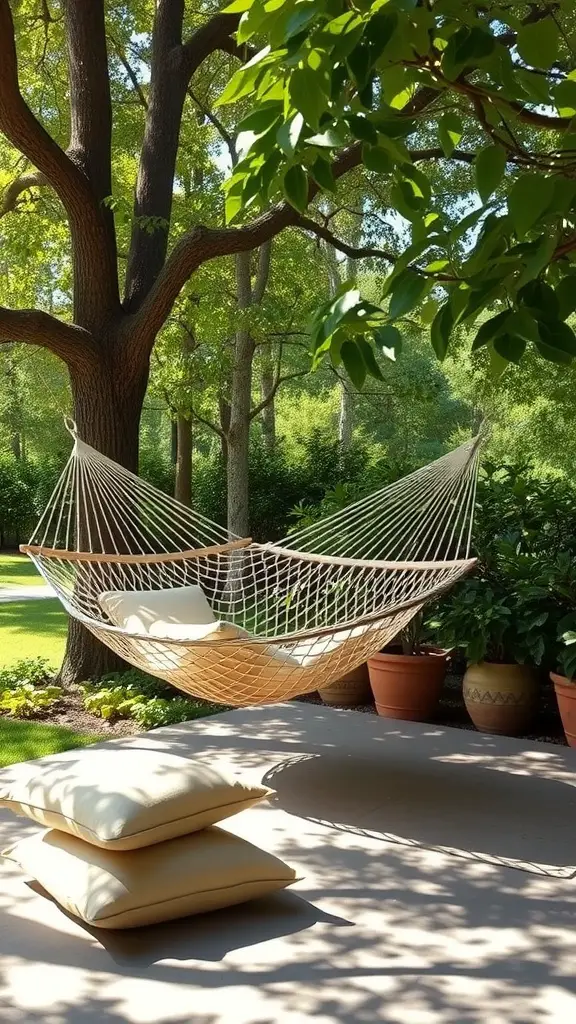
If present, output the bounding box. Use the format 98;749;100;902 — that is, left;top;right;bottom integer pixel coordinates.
0;307;98;368
187;87;236;161
131;143;363;348
180;14;243;79
0;0;95;219
250;369;308;420
296;214;396;261
0;170;47;218
124;0;188;310
63;0;119;318
190;406;225;439
108;32;148;110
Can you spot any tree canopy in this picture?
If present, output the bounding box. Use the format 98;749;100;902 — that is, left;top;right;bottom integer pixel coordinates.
220;0;576;384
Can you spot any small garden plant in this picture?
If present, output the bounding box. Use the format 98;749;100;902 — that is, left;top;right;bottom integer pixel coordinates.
0;658;62;719
81;670;228;729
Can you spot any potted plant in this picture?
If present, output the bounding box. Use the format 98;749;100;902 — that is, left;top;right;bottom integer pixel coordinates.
367;612;448;721
430;577;549;735
319;662;372;708
550;614;576;747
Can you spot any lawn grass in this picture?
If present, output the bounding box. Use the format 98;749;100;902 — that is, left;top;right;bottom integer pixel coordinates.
0;719;100;768
0;599;67;668
0;552;46;588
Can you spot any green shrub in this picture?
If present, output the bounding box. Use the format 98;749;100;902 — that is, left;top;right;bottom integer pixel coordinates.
0;683;63;718
0;658;54;690
82;683;146;721
428;462;576;669
94;669;172;699
82;678;227;729
130;696;225;730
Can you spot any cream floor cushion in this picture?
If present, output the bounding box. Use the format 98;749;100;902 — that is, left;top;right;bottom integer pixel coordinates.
3;826;298;929
0;747;273;849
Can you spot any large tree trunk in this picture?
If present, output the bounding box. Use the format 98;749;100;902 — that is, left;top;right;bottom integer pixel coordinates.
227;251;253;538
260;341;275;452
175;415;193;506
59;346;149;683
338;382;354;451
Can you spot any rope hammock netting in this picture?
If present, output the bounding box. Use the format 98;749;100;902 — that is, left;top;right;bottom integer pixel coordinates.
20;424;482;706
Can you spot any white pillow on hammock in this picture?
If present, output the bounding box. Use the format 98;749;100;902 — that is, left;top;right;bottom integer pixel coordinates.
147;620;251;641
99;584;216;633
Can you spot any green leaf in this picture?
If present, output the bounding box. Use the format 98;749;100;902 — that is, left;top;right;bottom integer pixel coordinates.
276;113;304;157
475;145;506;202
373;324;402;360
217;62;263;106
282;164;308;212
516;68;552;105
340;340;366;390
236;105;282;134
306;128;345;147
517;279;559;321
472;310;511;350
555;275;576;321
309;155;335;191
346;114;378;144
404;164;432;203
554;80;576;117
357;337;384;381
289;67;325;129
387;270;427;320
222;0;253;12
283;3;318;42
430;302;454;361
346;43;372;89
493;333;526;364
504;309;540;344
536;320;576;363
488;343;509;381
362;144;394;173
508;174;554;237
421;299;439;325
517;18;559;70
438;111;463;158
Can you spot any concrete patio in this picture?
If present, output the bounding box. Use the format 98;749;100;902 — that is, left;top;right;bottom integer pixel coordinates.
1;702;575;1023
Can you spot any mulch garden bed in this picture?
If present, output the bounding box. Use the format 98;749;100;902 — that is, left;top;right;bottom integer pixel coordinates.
26;683;141;737
8;673;568;746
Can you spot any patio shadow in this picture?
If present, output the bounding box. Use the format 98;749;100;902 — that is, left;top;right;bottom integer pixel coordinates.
25;882;350;966
263;750;576;877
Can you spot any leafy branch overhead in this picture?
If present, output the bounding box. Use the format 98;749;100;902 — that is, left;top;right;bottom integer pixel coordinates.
219;0;576;382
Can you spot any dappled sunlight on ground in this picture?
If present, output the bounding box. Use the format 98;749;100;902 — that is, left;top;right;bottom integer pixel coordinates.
1;704;575;1022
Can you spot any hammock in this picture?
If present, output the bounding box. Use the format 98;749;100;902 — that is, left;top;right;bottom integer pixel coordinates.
20;426;481;706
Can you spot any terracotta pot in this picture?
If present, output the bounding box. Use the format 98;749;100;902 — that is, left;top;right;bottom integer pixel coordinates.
463;662;537;735
367;647;447;721
551;672;576;747
319;663;371;708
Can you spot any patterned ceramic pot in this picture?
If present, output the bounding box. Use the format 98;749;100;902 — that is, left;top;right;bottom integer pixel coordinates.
319;663;372;708
463;662;537;735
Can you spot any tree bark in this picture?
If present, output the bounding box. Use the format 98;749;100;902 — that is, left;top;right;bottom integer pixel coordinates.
170;418;178;467
225;241;272;536
227;250;253;538
259;342;275;452
59;341;149;683
175;415;193;506
338;382;354;451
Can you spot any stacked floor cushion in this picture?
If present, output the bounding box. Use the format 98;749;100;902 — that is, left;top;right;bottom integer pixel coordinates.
0;745;296;929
